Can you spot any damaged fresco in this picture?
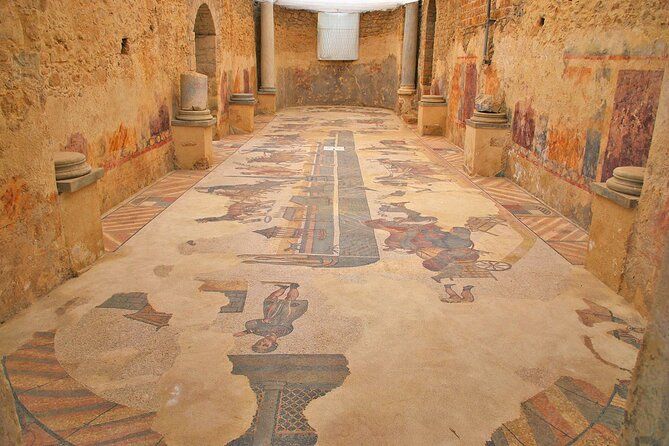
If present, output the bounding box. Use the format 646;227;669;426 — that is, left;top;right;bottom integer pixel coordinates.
274;6;403;110
278;57;400;109
417;0;666;232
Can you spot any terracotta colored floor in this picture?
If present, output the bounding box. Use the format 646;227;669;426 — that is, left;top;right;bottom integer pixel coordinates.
0;107;643;445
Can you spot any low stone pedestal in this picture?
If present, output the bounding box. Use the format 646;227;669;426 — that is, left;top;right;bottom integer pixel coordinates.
396;88;417;124
463;111;510;177
229;93;256;134
171;118;216;169
585;182;640;292
417;96;447;135
257;89;277;115
56;167;105;273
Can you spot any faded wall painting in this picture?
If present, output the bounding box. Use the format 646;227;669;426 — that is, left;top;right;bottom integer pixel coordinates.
600;69;663;181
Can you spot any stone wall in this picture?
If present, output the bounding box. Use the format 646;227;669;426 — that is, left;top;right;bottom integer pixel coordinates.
420;0;667;230
620;73;669;316
0;0;257;322
620;228;669;443
274;6;404;109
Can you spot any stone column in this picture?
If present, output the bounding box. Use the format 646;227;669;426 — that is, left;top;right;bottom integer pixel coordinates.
260;0;276;93
463;96;511;177
54;152;105;272
172;72;216;169
229;93;257;133
398;2;419;95
585;167;645;296
258;0;277;114
417;94;447;135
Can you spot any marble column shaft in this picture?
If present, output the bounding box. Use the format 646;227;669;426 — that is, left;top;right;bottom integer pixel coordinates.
260;1;276;92
399;2;419;91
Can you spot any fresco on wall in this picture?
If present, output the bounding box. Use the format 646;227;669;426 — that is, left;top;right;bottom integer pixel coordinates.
460;62;477;123
546;121;584;171
512;98;536;151
149;104;170;137
278;56;399;110
600;69;664;181
63;132;89;156
582;128;602;180
505;61;665;219
101;102;173;171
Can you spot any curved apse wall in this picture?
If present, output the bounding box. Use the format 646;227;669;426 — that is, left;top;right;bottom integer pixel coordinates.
274;6;405;109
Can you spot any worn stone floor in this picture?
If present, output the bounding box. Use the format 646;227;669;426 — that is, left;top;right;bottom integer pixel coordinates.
0;107;644;445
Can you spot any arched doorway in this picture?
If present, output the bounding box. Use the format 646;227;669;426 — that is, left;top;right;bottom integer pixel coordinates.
420;0;437;92
194;4;218;113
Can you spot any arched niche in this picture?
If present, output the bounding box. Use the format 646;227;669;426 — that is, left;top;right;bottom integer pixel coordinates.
194;3;218;112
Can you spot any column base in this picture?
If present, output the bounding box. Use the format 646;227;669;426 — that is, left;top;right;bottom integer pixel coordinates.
229;101;256;134
396;92;417;124
463;112;510;177
57;169;105;273
397;85;416;95
417;98;447;136
257;90;277;115
176;109;214;121
585;183;639;294
171;118;216;169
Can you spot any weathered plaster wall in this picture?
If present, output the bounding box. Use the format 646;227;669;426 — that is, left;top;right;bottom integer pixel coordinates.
620;73;669;316
274;7;404;109
420;0;668;229
0;0;257;322
620;231;669;443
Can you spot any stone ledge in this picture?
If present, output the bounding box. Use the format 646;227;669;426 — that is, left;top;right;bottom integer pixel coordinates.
56;168;104;194
591;182;639;209
171;118;217;127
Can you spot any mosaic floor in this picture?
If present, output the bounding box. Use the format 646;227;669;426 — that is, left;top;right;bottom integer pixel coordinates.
102;114;274;252
416;134;589;266
0;107;643;445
